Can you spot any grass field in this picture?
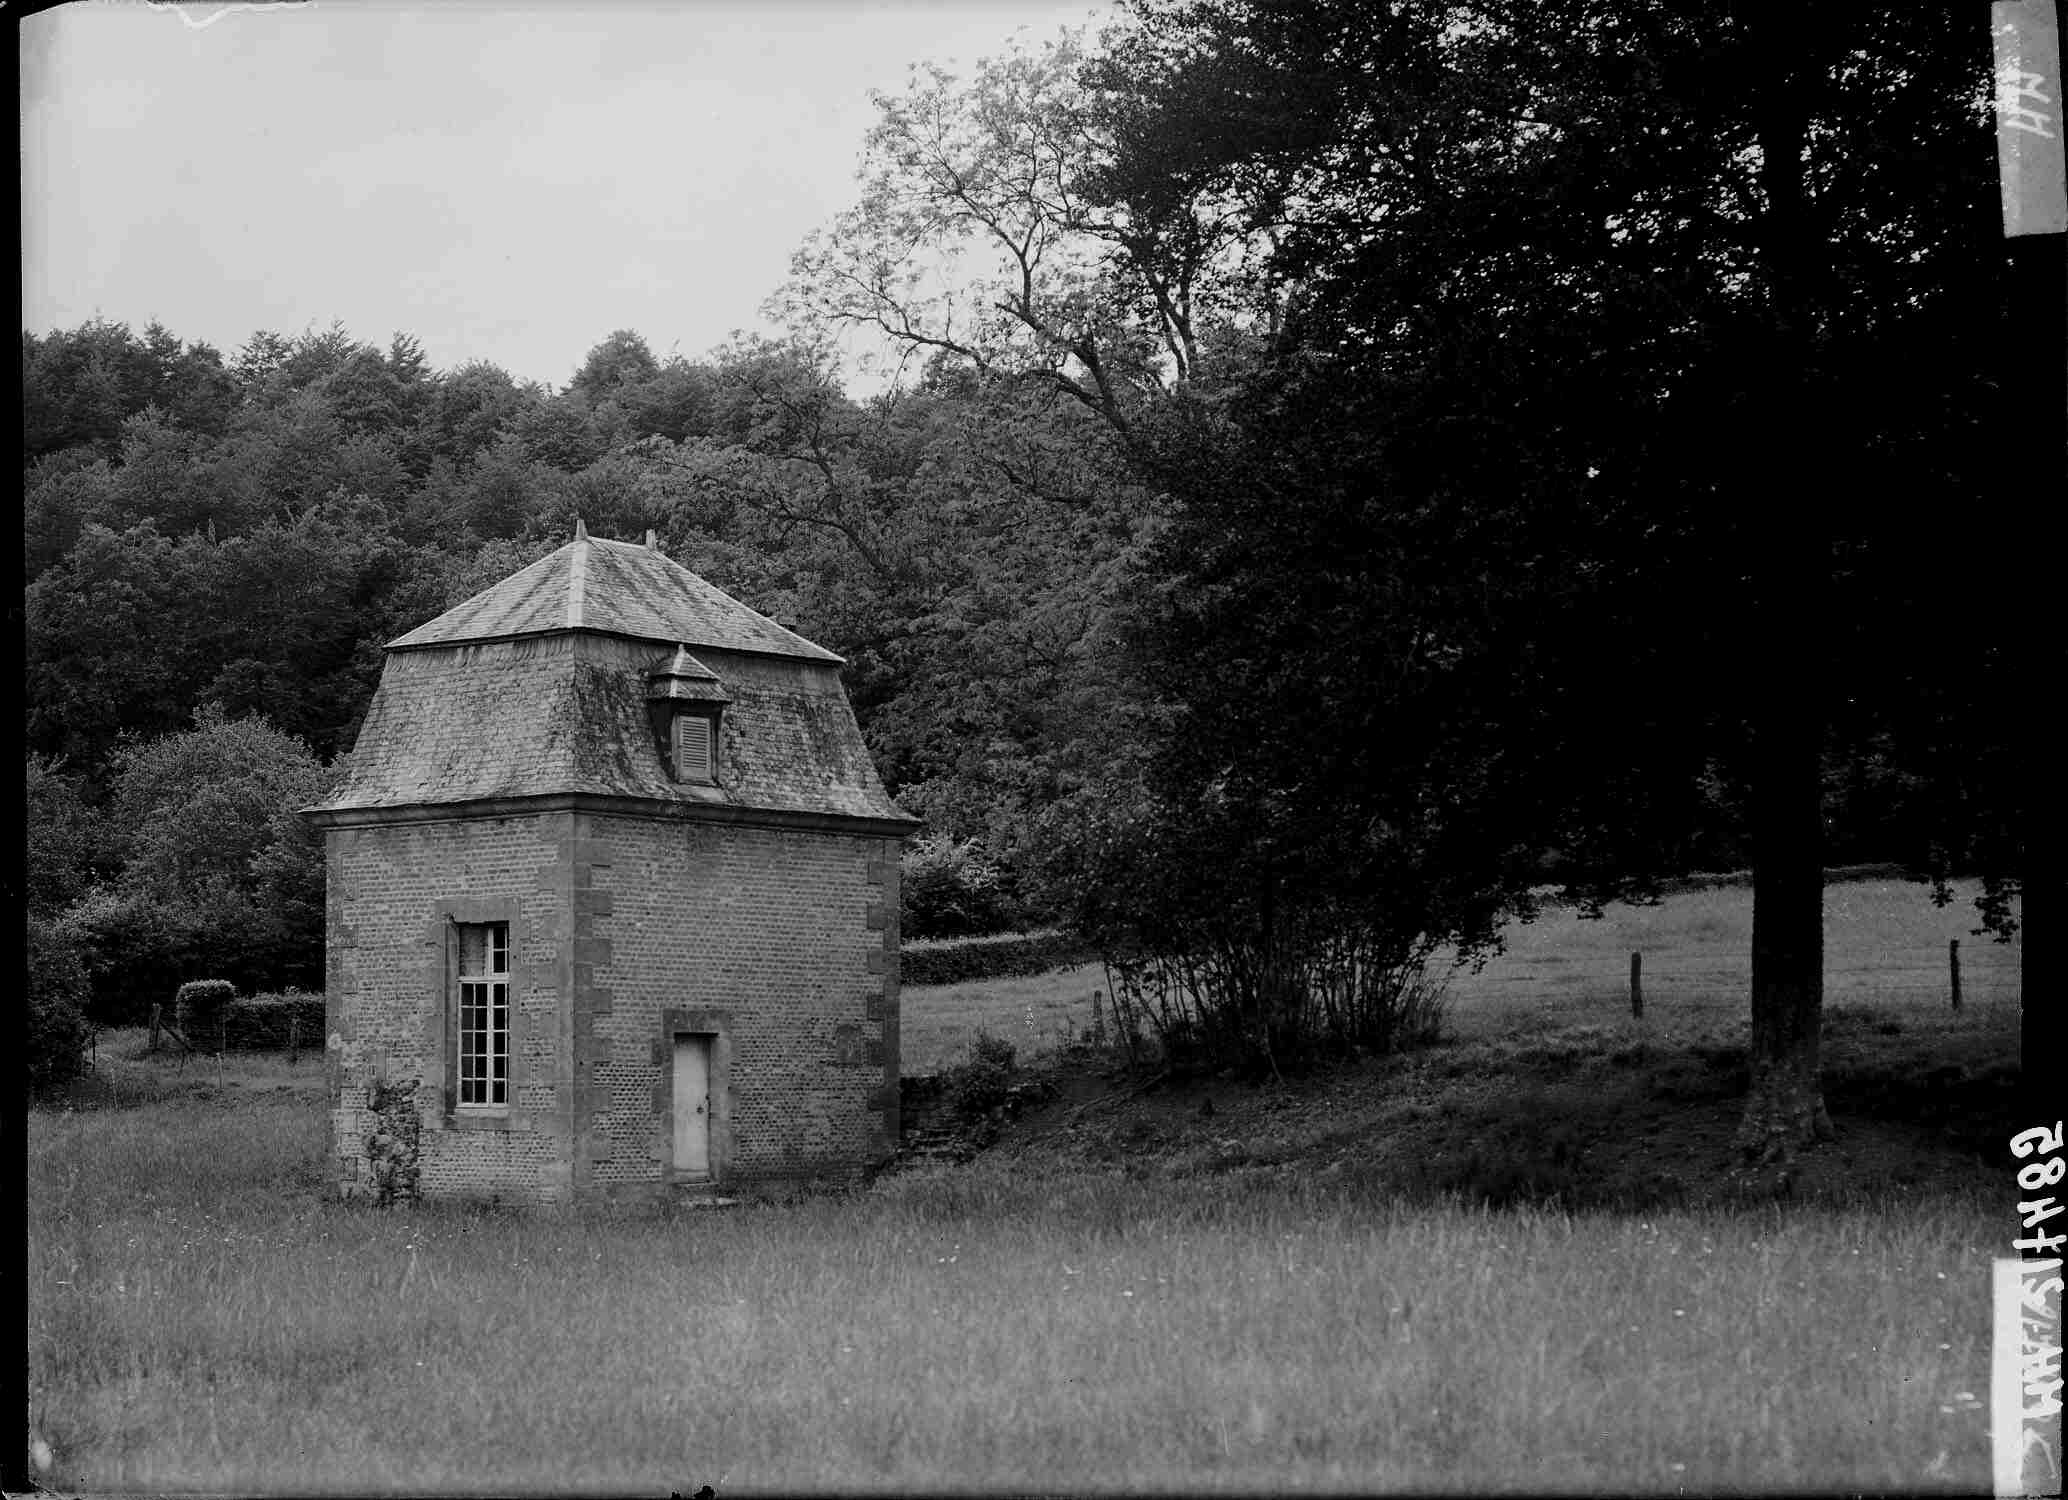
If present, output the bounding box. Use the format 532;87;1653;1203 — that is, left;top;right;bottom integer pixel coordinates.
901;873;2020;1072
27;876;2020;1494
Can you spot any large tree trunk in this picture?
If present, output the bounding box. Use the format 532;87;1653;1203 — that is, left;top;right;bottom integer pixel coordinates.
1735;18;1837;1163
1738;652;1835;1161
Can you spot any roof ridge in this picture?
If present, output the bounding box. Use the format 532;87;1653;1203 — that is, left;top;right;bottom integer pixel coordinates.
566;534;588;628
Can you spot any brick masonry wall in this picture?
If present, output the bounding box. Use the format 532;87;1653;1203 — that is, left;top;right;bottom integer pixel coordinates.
584;812;902;1195
325;813;575;1204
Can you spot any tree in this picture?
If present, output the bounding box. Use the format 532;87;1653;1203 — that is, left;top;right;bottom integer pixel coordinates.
1080;0;2018;1153
27;917;93;1090
778;28;1244;428
23;450;112;580
409;359;541;484
21;320;166;462
26;521;213;769
141;322;240;438
24;755;107;914
511;392;626;474
568;329;661;401
191;498;424;758
615;355;717;444
96;707;332;1004
231;329;295;391
98;410;233;535
627;335;1153;870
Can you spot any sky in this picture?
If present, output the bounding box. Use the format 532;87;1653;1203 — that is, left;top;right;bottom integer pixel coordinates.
20;0;1109;393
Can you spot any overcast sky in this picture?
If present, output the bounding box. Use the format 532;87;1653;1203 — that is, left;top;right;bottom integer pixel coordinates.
21;0;1107;392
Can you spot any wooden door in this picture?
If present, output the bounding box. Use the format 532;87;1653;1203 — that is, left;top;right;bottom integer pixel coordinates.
672;1036;711;1179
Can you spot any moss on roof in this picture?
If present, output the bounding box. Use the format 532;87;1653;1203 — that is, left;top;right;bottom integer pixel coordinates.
314;635;912;825
318;532;911;826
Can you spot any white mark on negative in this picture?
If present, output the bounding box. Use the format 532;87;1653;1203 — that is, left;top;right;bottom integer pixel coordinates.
143;1;311;31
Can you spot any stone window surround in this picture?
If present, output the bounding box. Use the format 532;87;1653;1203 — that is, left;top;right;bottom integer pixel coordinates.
454;919;510;1110
432;897;527;1132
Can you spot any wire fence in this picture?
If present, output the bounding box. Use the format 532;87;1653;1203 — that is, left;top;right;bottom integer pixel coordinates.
1451;942;2019;1012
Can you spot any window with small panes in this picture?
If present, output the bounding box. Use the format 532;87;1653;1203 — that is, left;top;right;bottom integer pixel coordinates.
454;922;509;1109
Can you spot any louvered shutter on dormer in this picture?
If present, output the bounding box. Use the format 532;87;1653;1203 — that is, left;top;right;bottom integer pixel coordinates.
674;714;713;783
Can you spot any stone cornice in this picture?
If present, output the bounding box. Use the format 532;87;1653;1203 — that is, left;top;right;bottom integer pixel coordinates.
382;625;839;667
301;790;922;838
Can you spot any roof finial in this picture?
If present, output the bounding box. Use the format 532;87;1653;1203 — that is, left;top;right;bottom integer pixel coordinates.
645;529;659;552
574;516;589;541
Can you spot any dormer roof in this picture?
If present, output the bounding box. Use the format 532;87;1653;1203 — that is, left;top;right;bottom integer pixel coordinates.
645;644;732;704
387;523;840;663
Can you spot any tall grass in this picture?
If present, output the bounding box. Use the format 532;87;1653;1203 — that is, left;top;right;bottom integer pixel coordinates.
31;1089;1997;1494
30;877;2015;1493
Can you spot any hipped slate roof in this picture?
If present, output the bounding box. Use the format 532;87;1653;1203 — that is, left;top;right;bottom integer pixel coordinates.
388;526;841;663
312;638;912;825
310;526;913;829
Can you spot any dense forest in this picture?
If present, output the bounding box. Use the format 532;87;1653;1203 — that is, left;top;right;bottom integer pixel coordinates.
25;0;2036;1154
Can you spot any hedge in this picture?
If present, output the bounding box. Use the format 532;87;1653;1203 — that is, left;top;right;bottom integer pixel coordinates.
174;979;235;1045
1650;862;1915;896
222;991;327;1052
902;929;1095;987
162;984;326;1052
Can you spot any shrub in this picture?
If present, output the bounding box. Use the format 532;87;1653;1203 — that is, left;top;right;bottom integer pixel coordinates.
27;918;93;1091
901;833;1014;938
222;990;327;1051
1029;788;1455;1075
902;930;1093;986
941;1032;1017;1118
175;979;236;1050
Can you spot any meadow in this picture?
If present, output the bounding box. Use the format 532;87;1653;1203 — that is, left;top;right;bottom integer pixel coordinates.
897;873;2023;1073
27;876;2019;1494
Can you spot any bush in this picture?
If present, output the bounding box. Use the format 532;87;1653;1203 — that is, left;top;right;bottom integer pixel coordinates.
221;990;327;1051
1029;787;1455;1075
901;833;1014;938
942;1032;1017;1117
902;930;1093;987
27;918;93;1091
175;979;236;1049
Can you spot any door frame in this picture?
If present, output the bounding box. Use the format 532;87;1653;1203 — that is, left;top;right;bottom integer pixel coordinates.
656;1008;733;1188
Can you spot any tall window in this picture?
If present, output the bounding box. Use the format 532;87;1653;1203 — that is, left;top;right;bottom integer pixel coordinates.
456;922;509;1109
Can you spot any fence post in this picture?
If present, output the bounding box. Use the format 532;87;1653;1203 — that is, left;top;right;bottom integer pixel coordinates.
1630;951;1644;1020
149;1004;162;1054
1950;939;1962;1011
289;1014;300;1068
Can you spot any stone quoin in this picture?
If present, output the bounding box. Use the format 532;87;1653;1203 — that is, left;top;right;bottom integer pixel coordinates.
302;521;919;1205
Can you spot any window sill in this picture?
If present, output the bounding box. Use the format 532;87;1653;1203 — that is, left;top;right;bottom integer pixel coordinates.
447;1109;512;1132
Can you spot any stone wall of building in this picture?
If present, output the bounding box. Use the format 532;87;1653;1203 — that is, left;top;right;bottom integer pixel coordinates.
324;806;903;1205
582;812;902;1195
324;812;576;1204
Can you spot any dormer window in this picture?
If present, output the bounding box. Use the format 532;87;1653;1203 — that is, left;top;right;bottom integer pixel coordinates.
646;643;731;788
673;713;715;784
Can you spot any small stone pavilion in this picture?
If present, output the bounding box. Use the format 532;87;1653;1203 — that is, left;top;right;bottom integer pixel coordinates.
304;523;919;1205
